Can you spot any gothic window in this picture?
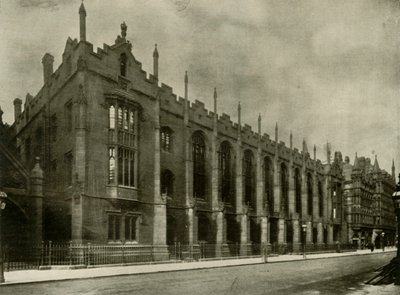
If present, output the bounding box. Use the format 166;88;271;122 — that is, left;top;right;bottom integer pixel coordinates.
64;151;73;187
318;181;323;218
161;127;173;152
219;141;232;202
280;163;289;216
108;214;121;242
244;150;254;207
192;131;206;199
125;215;139;242
108;147;116;184
161;169;174;196
307;173;313;216
120;53;127;77
264;157;273;214
108;103;138;188
295;168;302;214
109;105;115;129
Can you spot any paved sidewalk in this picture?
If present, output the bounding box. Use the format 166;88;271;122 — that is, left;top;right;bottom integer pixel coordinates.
0;248;396;286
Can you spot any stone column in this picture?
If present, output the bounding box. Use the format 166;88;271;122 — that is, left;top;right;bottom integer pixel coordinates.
260;216;268;244
317;222;324;244
278;218;286;244
240;214;249;255
292;219;301;252
30;157;44;245
306;221;312;243
327;224;334;245
213;209;224;257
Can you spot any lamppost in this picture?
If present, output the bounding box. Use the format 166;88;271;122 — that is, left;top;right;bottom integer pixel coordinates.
302;223;307;259
0;191;7;284
391;174;400;285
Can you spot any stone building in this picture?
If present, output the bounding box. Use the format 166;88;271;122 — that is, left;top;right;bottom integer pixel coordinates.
343;155;396;249
6;3;396;256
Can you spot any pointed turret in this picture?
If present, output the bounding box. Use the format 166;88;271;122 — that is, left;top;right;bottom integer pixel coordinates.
184;71;189;126
258;114;261;136
353;152;360;170
392;159;396;181
302;138;308;154
153;44;159;80
275;122;278;143
0;105;3;125
79;1;87;42
289;130;293;149
313;144;316;161
373;155;380;173
213;87;217;114
237;102;241;140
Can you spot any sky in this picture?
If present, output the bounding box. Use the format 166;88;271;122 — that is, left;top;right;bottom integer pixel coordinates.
1;0;400;172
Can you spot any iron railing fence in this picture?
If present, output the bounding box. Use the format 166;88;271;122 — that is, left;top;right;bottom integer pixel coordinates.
3;241;357;271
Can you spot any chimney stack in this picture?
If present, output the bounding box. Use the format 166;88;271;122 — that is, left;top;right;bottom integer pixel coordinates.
13;98;22;121
42;53;54;84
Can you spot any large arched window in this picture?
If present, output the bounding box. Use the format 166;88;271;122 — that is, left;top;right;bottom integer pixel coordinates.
307;173;313;216
280;163;289;216
108;102;138;188
318;181;323;218
120;53;127;76
192;131;206;199
295;168;302;215
161;169;174;196
264;157;273;213
219;141;232;203
244;150;255;207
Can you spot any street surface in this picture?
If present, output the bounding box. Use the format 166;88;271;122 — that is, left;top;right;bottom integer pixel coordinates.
0;252;396;294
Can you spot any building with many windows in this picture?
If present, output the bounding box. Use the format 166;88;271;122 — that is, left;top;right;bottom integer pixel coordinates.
2;3;397;257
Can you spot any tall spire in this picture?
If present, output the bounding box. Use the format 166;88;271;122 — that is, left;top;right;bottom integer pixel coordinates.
289;130;293;149
373;155;380;173
213;87;217;114
275;122;278;143
238;102;241;140
79;1;87;42
392;159;396;181
302;138;308;154
258;114;261;136
184;71;189;126
313;144;316;161
153;44;159;80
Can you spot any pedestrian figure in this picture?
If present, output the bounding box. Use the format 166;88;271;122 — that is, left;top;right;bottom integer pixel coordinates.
370;243;374;252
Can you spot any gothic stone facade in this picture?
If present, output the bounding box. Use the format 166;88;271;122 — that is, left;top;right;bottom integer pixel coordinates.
9;4;396;255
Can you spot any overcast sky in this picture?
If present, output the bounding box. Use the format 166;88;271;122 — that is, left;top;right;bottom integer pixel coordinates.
1;0;400;172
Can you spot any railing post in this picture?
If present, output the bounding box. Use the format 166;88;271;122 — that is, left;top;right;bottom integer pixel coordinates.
69;241;72;266
122;243;125;265
87;243;91;267
236;243;239;258
48;241;52;266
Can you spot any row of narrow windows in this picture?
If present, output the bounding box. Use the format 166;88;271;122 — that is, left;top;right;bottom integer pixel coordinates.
107;106;327;216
